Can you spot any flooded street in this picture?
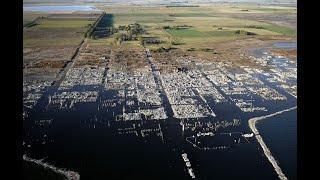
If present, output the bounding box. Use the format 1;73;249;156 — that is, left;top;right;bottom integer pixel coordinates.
23;41;296;179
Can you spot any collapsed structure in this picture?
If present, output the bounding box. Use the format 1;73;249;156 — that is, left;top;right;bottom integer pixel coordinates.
23;44;296;138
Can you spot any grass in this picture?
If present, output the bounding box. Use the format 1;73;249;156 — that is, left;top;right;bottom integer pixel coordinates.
23;15;97;47
24;37;82;47
166;29;242;39
23;4;296;51
164;28;248;49
23;12;46;21
35;20;94;29
205;30;237;37
24;21;36;27
114;13;166;17
250;7;296;13
262;24;296;36
109;6;296;51
165;29;206;38
168;13;215;17
224;27;280;35
121;40;143;48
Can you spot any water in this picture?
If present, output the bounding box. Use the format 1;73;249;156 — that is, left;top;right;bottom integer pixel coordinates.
23;161;65;180
257;109;297;180
247;42;297;179
23;85;295;179
24;90;281;180
23;5;98;12
23;43;296;179
273;42;297;49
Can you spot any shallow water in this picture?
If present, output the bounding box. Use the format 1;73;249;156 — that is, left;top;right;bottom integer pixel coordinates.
273;42;297;49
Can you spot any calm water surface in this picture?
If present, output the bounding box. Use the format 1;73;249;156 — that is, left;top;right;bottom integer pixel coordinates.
257;109;297;180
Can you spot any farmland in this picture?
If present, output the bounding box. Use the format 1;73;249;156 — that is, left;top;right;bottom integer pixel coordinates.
23;12;100;82
99;4;296;52
23;3;296;81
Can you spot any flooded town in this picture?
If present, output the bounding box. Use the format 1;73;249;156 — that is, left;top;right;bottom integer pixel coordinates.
23;1;297;180
23;39;297;180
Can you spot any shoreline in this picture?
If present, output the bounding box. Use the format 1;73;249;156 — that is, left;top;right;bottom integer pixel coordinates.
23;154;80;180
248;106;297;180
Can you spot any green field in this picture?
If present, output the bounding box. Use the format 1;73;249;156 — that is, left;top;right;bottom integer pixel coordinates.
165;29;206;38
37;3;295;51
205;30;238;36
168;13;215;17
262;24;296;36
165;29;241;39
